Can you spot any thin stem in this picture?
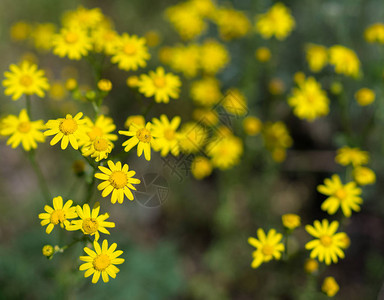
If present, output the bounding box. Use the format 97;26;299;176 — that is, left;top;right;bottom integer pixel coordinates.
142;101;155;118
27;150;51;204
84;168;97;204
284;230;289;260
26;95;31;116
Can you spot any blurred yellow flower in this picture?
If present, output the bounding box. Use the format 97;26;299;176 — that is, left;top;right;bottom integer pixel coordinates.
364;23;384;44
31;23;56;51
243;116;262;136
126;76;139;88
49;81;67;101
282;214;301;230
268;78;285;95
92;27;119;55
207;134;243;170
52;27;92;60
144;31;161;47
200;39;230;74
222;88;248;116
179;122;207;154
355;88;375;106
293;71;306;84
62;6;103;30
169;44;200;78
151;115;181;156
124;115;145;129
191;156;213;180
10;21;31;41
98;79;112;92
335;146;369;167
322;276;339;297
330;81;343;95
193;108;219;126
215;8;251;40
304;258;319;274
305;44;328;72
262;121;293;157
190;77;222;106
42;245;54;257
353;166;376;186
65;78;78;91
329;45;360;78
255;47;271;62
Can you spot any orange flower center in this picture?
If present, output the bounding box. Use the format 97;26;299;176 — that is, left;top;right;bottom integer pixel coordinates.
320;235;333;247
109;171;127;189
17;121;31;133
136;128;152;143
153;76;166;88
93;254;111;271
123;43;137;55
82;218;98;234
65;32;79;44
59;118;78;135
50;209;66;225
335;188;347;200
164;128;175;141
94;138;109;152
19;75;33;87
262;244;275;256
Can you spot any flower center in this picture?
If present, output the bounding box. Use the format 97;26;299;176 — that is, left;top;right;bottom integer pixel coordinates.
94;137;109;152
17;121;31;133
65;32;79;44
335;188;347;200
320;235;333;247
164;128;175;141
82;218;98;234
93;254;111;271
262;244;275;256
136;128;152;143
153;76;166;88
59;118;78;135
88;126;103;140
19;75;33;87
50;209;66;225
109;171;127;189
123;43;137;55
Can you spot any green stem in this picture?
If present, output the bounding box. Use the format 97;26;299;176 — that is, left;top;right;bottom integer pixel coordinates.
77;149;97;170
142;101;155;118
27;151;51;204
284;230;289;260
338;91;353;142
84;169;96;204
26;95;31;117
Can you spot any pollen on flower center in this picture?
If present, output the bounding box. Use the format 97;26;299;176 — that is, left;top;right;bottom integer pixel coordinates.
50;210;65;225
335;188;347;200
59;118;78;135
17;121;31;133
94;138;109;151
123;43;137;55
262;244;275;256
19;75;33;87
88;126;103;140
109;171;128;189
153;77;166;88
93;254;111;271
164;128;175;140
82;218;98;234
136;128;152;143
65;32;79;44
320;235;333;247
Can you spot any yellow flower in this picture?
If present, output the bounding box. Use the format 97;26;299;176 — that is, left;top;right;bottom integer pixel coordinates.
214;8;251;40
126;76;139;88
124;115;145;129
82;136;114;162
151;115;181;156
262;121;293;152
306;44;328;73
52;27;92;60
137;67;181;103
84;115;118;143
318;174;362;217
305;219;347;265
304;258;319;274
95;160;141;204
42;245;54;257
119;122;157;161
169;44;200;78
111;34;150;71
248;229;285;269
255;47;271;62
191;156;213;180
49;81;67;101
293;71;306;84
65;78;78;91
338;232;351;249
255;3;295;40
80;240;124;283
330;81;343;95
355;88;375;106
31;23;56;51
322;276;339;297
144;30;161;47
329;45;360;78
38;196;78;234
0;109;45;151
364;23;384;44
335;146;369;167
199;39;230;74
66;202;115;241
97;79;112;92
288;76;330;121
92;27;119;55
10;21;31;41
62;6;104;30
353;166;376;186
222;88;248;116
192;108;218;126
243;116;262;136
282;214;301;230
45;112;88;150
179;122;207;154
206;134;243;170
190;77;222;106
268;78;285;95
3;61;50;100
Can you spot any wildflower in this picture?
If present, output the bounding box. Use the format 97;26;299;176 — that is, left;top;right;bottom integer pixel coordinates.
206;134;243;170
338;232;351;249
65;78;78;91
95;160;141;204
62;6;104;30
191;156;213;180
111;33;150;71
293;71;306;84
304;258;319;274
353;166;376;186
255;47;271;62
222;88;248;116
268;78;285;95
82;136;114;162
38;196;77;234
305;219;347;265
262;121;293;154
0;109;45;151
92;27;119;55
159;46;174;65
137;67;181;103
52;27;92;60
144;30;161;47
335;146;369;167
329;45;360;78
364;23;384;43
272;148;287;162
322;276;339;297
49;81;67;101
124;115;145;129
45;112;88;150
199;39;230;74
248;229;285;269
151;115;181;156
80;240;124;283
119;122;156;161
288;76;330;121
306;44;328;73
330;81;343;95
318;174;362;217
355;88;375;106
126;76;139;88
84;115;118;143
3;61;50;100
66;202;115;241
179;122;207;154
214;8;251;40
282;214;301;230
10;21;31;41
169;44;200;78
42;245;54;257
31;23;56;51
243;116;262;136
255;3;295;40
190;77;222;106
97;79;112;92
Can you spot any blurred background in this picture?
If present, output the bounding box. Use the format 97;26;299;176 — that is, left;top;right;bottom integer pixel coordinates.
1;0;384;299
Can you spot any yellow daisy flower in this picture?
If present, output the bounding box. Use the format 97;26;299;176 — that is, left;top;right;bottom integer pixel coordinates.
111;33;150;71
305;219;347;265
168;44;200;78
44;112;88;150
322;276;339;297
353;166;376;186
305;44;328;73
151;115;181;156
119;122;157;161
222;88;248;116
83;115;118;144
364;23;384;44
214;8;251;40
0;109;45;151
255;47;271;62
82;136;114;162
124;115;145;129
190;77;222;106
243;116;262;136
80;239;124;283
317;174;363;217
355;88;375;106
328;45;360;78
38;196;77;234
206;134;243;170
52;27;92;60
10;21;31;42
31;23;56;51
191;156;213;180
179;122;207;154
62;6;104;30
3;61;50;100
95;160;141;204
282;214;301;230
66;202;115;241
335;146;369;167
247;228;285;269
199;39;230;74
137;67;181;103
92;27;119;55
